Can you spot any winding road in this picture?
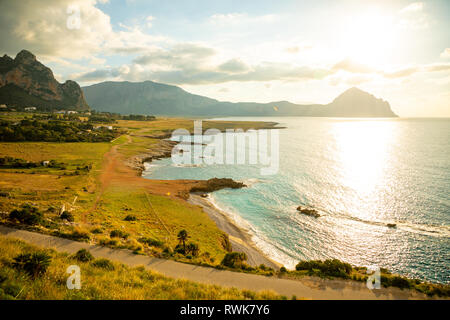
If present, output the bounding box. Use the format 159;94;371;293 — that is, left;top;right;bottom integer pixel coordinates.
0;225;432;300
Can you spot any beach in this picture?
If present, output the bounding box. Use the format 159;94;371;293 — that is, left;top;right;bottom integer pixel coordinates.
188;193;281;270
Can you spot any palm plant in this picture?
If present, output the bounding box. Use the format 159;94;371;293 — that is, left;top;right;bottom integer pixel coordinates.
177;230;189;252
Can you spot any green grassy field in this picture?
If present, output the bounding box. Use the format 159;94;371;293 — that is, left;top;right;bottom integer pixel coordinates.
0;116;280;269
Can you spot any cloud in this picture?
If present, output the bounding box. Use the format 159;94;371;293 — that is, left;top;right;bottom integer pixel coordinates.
0;0;166;61
218;59;249;73
400;2;424;14
382;67;419;78
332;58;375;74
209;13;277;26
440;48;450;59
133;43;216;72
398;2;429;29
381;64;450;78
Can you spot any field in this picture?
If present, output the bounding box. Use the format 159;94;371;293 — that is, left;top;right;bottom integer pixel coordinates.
0;116;279;266
0;236;280;300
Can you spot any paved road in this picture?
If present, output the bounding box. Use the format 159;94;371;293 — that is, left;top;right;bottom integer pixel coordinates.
0;225;430;300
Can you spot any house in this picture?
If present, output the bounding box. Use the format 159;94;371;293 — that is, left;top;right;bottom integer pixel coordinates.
67;110;78;114
42;161;50;167
0;104;7;109
24;107;37;111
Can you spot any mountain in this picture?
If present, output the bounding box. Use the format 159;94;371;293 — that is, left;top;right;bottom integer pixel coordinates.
0;50;89;111
83;81;398;117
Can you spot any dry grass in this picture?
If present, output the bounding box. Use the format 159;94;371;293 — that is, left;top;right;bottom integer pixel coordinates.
0;236;282;300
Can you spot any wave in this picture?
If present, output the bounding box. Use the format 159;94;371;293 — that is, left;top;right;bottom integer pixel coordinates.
325;211;450;238
207;194;299;269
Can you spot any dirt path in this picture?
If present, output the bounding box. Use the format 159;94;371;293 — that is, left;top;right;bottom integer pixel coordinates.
0;225;432;300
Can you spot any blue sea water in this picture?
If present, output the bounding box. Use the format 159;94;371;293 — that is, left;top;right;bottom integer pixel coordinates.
143;117;450;284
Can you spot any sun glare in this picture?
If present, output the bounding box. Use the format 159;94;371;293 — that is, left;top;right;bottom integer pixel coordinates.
333;121;394;198
340;12;396;67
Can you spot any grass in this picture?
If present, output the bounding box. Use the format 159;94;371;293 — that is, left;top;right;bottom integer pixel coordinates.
0;236;282;300
86;186;230;263
0;116;279;269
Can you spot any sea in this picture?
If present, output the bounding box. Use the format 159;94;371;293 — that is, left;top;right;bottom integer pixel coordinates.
143;117;450;284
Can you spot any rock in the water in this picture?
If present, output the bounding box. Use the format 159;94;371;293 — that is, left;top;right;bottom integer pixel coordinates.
387;223;397;228
190;178;246;193
296;206;320;218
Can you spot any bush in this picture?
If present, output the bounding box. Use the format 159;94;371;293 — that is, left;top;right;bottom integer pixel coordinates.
391;276;411;289
295;259;353;278
60;211;74;222
186;242;199;257
9;204;42;225
280;266;287;273
138;237;163;248
91;258;115;271
91;228;103;234
124;215;137;221
73;249;94;262
174;244;186;255
221;252;248;269
68;229;90;242
110;229;129;239
12;252;51;278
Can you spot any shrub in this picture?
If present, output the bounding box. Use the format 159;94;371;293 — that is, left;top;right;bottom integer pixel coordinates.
60;211;74;222
186;242;199;257
279;266;287;273
124;215;137;221
9;204;42;225
69;229;90;242
12;252;51;278
91;228;103;234
110;229;129;239
73;249;94;262
221;252;248;269
391;276;411;289
295;259;353;278
174;244;186;255
138;237;163;248
162;246;173;256
127;239;143;252
91;258;115;271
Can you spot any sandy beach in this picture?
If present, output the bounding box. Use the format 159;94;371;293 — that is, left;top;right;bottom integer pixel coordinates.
188;193;281;270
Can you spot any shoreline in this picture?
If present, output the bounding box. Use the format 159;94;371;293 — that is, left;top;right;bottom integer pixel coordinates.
188;193;282;270
131;120;285;270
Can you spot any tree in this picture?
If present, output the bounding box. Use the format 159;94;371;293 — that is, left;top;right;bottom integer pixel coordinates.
177;230;189;252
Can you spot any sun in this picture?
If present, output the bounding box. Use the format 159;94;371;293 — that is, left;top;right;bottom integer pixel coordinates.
340;12;396;68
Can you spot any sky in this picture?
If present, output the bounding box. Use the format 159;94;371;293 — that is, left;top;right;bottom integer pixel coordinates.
0;0;449;117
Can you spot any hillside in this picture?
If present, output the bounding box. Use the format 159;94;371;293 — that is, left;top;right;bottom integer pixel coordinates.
83;81;398;117
0;50;89;111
